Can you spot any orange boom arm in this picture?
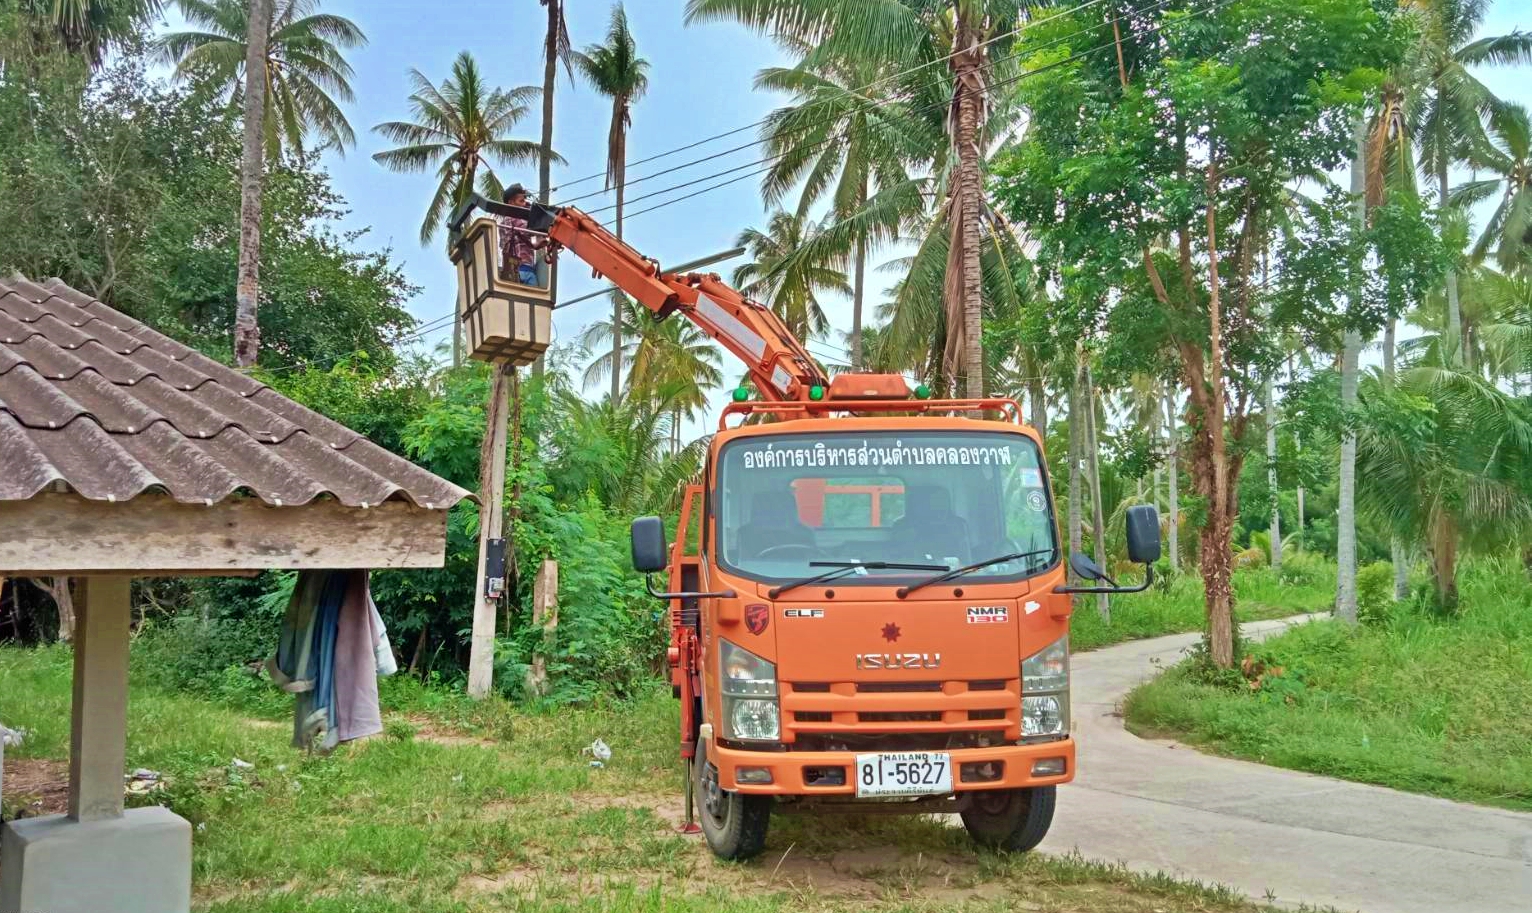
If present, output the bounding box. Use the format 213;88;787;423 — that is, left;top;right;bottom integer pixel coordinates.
450;196;828;401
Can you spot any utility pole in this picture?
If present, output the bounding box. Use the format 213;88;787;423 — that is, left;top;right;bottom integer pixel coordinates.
467;364;512;699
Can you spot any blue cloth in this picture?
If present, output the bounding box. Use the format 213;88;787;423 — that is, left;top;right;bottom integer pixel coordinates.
307;572;349;743
518;263;538;285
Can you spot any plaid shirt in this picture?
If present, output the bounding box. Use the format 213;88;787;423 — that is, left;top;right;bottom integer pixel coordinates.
498;213;537;272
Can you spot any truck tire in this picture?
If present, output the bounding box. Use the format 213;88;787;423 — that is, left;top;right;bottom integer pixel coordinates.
693;741;772;860
960;786;1056;852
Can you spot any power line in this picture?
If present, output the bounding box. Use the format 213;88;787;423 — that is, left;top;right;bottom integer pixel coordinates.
550;0;1116;197
581;0;1201;224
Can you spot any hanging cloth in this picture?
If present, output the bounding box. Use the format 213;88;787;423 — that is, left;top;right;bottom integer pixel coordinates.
267;570;395;751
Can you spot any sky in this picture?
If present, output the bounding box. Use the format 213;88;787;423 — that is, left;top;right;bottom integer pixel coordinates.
157;1;1531;435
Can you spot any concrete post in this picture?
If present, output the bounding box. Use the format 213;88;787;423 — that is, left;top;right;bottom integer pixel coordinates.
3;575;192;913
69;576;130;822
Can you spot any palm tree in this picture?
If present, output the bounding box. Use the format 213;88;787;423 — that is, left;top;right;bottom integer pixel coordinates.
755;55;913;369
686;0;1032;398
1356;366;1532;611
19;0;160;65
1413;0;1532;362
538;0;572;205
533;0;573;378
158;0;366;158
573;3;649;403
580;295;724;451
548;389;707;517
372;52;550;245
733;212;850;343
1453;103;1532;275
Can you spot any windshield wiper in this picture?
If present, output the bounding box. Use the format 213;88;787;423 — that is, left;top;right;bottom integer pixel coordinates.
769;560;948;599
895;548;1057;599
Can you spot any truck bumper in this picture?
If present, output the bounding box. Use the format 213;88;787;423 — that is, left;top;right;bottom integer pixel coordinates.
711;738;1075;795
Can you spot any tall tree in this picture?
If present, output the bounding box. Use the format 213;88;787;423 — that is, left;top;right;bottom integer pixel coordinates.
157;0;367;158
372;52;549;244
1415;0;1532;363
999;0;1405;667
234;0;273;367
538;0;571;205
686;0;1032;398
573;2;648;403
534;0;573;377
733;211;849;342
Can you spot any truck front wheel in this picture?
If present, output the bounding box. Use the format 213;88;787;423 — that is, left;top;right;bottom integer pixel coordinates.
960;786;1056;852
693;742;772;860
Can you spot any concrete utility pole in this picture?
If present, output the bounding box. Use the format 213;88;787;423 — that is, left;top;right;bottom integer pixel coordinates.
467;365;512;699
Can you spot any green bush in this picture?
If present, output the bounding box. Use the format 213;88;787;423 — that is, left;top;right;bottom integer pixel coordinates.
1275;549;1331;589
1356;560;1395;626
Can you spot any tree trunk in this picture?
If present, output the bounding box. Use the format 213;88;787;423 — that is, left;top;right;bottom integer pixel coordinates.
1337;120;1366;625
1290;355;1304;552
1068;360;1084;583
32;577;75;643
1085;366;1109;622
851;176;868;369
533;5;559;378
952;22;986;399
1383;317;1396;378
234;0;274;368
1384;319;1407;599
611;112;626;404
1429;514;1459;614
1438;162;1463;368
1164;388;1179;572
1202;163;1235;669
1336;330;1361;624
1266;373;1282;572
1028;375;1047;439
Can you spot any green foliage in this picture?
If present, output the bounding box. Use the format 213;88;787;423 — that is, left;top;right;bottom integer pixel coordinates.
1069;562;1335;653
0;46;417;370
1355;560;1395;626
1127;559;1532;810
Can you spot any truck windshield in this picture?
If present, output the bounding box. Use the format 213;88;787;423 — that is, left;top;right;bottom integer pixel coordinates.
715;431;1058;585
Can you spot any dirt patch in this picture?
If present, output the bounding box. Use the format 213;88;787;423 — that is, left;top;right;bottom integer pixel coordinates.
407;716;496;748
736;843;993;899
455;867;540;896
1;758;69;819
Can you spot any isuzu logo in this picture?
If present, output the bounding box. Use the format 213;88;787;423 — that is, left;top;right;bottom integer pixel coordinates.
855;652;942;670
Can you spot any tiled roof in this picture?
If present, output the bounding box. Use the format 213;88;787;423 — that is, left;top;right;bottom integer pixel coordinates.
0;276;470;510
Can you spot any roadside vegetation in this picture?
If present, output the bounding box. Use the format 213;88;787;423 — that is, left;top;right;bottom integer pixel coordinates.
1125;558;1532;811
2;645;1293;913
1070;555;1336;652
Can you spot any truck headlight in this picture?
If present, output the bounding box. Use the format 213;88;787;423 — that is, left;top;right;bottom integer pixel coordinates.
720;641;779;741
1021;635;1069;741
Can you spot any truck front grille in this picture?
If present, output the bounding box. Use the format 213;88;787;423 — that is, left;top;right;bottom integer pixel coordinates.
781;679;1021;743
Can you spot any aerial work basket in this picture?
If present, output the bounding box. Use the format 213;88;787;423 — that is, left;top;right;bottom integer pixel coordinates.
448;198;554;367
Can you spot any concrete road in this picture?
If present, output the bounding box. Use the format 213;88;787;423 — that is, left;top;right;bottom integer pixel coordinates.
1043;617;1532;913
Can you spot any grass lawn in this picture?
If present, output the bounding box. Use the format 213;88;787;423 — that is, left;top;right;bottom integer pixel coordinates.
0;648;1293;913
1069;556;1337;652
1124;559;1532;812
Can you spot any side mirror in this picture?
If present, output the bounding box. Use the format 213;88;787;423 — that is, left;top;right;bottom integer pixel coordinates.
1125;504;1163;565
1069;551;1110;582
630;516;668;574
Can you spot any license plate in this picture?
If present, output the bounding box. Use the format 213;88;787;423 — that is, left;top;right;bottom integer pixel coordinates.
854;751;953;797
